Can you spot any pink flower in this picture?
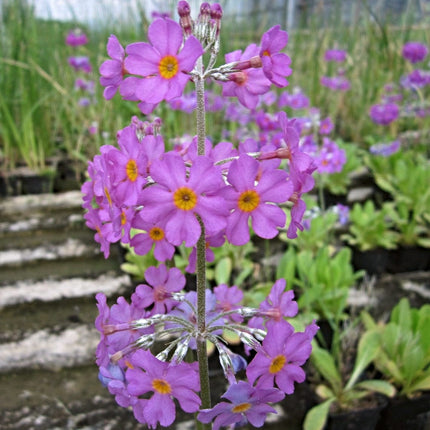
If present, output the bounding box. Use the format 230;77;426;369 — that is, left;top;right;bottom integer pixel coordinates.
100;35;127;100
132;265;184;315
246;319;318;394
65;29;88;46
221;44;271;109
224;154;293;246
259;25;292;87
140;153;228;247
127;350;201;428
124;18;203;104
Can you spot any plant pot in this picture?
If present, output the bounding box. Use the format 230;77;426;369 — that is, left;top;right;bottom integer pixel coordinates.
351;248;390;275
386;246;430;273
327;400;387;430
375;392;430;430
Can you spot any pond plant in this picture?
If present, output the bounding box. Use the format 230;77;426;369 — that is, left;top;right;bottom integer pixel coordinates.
82;2;319;429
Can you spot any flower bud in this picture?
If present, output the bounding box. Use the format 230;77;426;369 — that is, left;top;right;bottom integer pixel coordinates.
178;1;193;37
210;3;223;37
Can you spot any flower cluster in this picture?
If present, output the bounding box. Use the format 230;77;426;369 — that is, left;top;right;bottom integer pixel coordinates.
95;269;317;428
83;2;319;428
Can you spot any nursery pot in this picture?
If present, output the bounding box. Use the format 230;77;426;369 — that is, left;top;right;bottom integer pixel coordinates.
327;399;387;430
386;246;430;273
375;392;430;430
351;248;390;275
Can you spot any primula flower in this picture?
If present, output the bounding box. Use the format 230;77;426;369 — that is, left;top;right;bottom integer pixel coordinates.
126;350;201;428
100;34;127;100
198;380;284;429
214;284;244;322
369;140;401;156
319;117;334;135
224;154;292;246
130;215;175;262
140;153;228;247
65;29;88;46
132;265;184;315
320;74;350;91
221;44;271;109
246;319;318;394
124;18;203;105
324;49;347;62
369;103;399;125
316;138;346;174
68;56;92;73
402;41;428;63
259;25;292;87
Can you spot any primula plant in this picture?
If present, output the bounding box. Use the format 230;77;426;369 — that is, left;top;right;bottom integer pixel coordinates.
82;2;319;429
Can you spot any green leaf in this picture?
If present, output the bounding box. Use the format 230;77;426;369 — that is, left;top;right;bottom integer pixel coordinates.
407;373;430;393
303;398;336;430
346;330;380;389
214;257;232;285
355;380;396;397
311;345;342;392
316;384;335;400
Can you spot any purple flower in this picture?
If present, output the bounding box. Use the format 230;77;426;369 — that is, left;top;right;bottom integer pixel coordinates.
100;35;127;100
259;25;292;87
320;75;350;91
402;41;428;63
140;153;228;247
126;350;201;428
68;56;92;73
124;18;203;104
224;154;292;245
316;138;346;174
221;44;271;109
324;49;347;62
65;29;88;46
334;203;350;225
319;117;334;135
214;284;244;322
132;265;184;315
246;319;318;394
130;215;175;262
369;140;401;156
369;103;399;125
259;279;298;322
198;381;284;429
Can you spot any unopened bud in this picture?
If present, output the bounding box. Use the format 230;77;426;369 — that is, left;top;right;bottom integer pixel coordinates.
172;339;190;363
258;147;291;161
178;1;193;37
210;3;223;37
235;56;263;71
198;2;211;24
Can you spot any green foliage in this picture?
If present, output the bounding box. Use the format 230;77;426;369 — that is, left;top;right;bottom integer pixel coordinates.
282;247;364;323
362;298;430;396
342;200;399;251
365;151;430;247
304;331;396;430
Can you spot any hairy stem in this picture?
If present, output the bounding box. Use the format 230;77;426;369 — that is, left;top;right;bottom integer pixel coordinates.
195;56;212;420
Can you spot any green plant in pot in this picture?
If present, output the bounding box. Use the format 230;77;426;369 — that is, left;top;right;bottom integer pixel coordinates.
303;322;396;430
361;298;430;429
341;200;400;274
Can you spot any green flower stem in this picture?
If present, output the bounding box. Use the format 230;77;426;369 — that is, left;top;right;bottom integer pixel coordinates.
195;56;212;424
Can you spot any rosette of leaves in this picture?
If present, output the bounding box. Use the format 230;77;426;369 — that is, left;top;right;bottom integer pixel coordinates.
303;329;396;430
341;200;399;251
277;247;364;323
362;298;430;397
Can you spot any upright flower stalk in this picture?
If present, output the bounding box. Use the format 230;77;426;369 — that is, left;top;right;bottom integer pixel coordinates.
83;2;319;428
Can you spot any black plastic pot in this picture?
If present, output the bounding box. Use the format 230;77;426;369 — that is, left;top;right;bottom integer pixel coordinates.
351;248;390;275
326;401;387;430
386;246;430;273
376;392;430;430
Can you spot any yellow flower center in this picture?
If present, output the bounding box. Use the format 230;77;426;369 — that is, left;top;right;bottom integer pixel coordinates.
152;378;172;395
238;190;260;212
149;226;165;241
159;55;179;79
262;49;271;57
121;210;127;226
232;402;251;413
104;186;112;206
126;159;138;182
173;186;198;211
269;354;286;374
